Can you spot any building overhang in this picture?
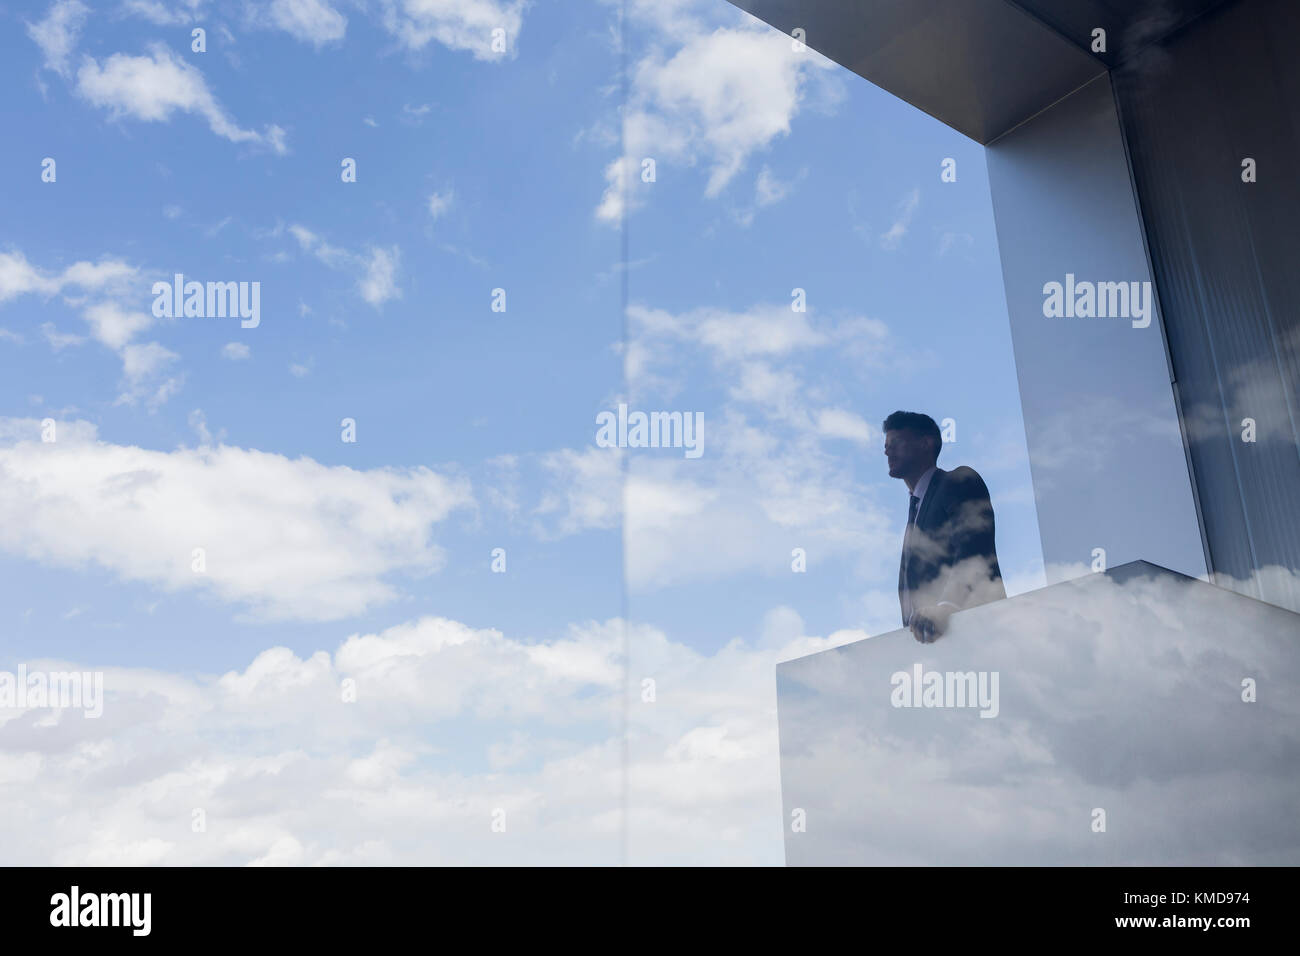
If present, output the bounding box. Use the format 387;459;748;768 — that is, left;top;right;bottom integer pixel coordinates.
725;0;1229;143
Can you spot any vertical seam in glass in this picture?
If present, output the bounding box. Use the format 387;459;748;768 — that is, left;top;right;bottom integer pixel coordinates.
618;0;631;868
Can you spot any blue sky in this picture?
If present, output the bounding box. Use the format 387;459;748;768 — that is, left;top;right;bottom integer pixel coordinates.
0;0;1042;865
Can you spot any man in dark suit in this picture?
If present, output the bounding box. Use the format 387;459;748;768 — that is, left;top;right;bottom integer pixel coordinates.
884;411;1006;644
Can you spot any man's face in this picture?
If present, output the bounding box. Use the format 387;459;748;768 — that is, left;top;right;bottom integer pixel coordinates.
884;428;932;479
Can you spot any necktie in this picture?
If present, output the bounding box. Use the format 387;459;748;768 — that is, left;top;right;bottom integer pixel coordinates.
902;495;921;625
904;494;920;575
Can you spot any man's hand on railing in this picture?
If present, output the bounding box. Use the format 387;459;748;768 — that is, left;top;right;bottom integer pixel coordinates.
910;604;954;643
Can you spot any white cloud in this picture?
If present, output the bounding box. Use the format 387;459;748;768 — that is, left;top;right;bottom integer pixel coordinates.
358;247;401;306
287;224;320;249
880;187;920;250
0;419;474;621
119;341;178;383
267;0;347;46
188;408;218;446
776;567;1300;864
380;0;526;61
82;302;152;350
0;607;868;864
620;438;895;592
571;300;900;594
26;0;89;77
221;341;251;360
2;252;137;306
536;446;622;536
57;258;140;292
1027;394;1184;486
40;322;85;350
0;251;180;405
534;418;898;597
628;302;827;364
597;20;841;223
427;190;454;219
730;165;805;227
120;0;208;25
204;216;233;238
290;225;402;307
938;230;974;256
125;0;532;63
815;407;873;444
621;0;708;43
754;166;790;207
76;44;288;154
0;251;61;302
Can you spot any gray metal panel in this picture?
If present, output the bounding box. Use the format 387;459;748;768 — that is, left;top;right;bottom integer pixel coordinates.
985;74;1208;581
777;561;1300;865
1113;0;1300;612
726;0;1104;143
1006;0;1232;65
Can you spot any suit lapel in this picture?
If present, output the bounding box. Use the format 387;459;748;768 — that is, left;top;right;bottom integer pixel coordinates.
900;468;949;624
915;467;946;532
901;468;944;595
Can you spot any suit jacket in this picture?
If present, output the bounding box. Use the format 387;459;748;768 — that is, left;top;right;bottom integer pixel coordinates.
898;465;1006;626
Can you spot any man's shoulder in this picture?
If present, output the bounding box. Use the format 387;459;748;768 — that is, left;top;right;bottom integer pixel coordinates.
937;465;991;497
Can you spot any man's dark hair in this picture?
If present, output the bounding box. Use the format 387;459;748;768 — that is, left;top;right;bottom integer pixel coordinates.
882;410;942;458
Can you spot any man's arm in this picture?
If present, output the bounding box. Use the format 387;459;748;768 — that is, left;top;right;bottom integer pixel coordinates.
911;468;1002;643
934;468;1001;610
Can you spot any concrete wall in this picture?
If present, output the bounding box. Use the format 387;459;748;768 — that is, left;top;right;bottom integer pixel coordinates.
985;74;1207;581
